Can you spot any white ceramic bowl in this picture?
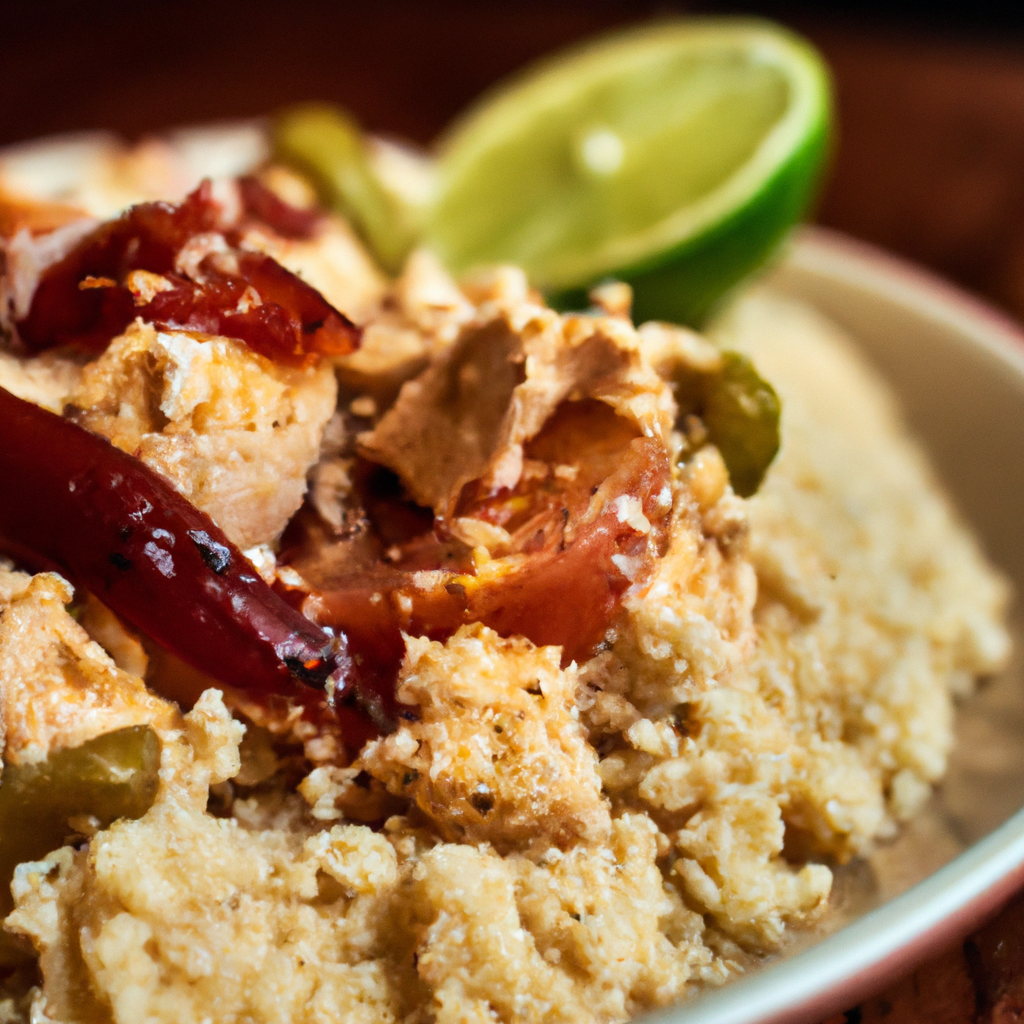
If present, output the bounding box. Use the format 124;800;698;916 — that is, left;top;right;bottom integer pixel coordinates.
652;226;1024;1024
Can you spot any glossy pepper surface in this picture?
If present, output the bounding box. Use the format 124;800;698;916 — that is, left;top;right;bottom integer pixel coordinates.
0;384;387;737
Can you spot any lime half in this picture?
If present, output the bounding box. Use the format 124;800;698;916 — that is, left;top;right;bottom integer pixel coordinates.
427;18;831;326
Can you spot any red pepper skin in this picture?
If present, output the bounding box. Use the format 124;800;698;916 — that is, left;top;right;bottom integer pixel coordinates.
16;183;219;353
15;181;360;367
0;384;385;739
238;176;323;240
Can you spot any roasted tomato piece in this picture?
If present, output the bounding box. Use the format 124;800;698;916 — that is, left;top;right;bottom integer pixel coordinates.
15;180;359;366
288;400;672;670
456;401;671;658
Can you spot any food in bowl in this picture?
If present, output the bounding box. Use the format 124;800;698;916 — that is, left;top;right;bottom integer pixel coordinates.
0;121;1010;1024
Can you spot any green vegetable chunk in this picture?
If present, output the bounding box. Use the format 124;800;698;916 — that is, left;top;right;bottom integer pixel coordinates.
677;351;780;498
273;103;419;274
427;19;831;327
0;726;160;964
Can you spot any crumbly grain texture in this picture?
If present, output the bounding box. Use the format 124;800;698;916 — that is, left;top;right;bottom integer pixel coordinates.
716;290;1010;824
361;625;611;853
583;288;1010;951
6;692;722;1024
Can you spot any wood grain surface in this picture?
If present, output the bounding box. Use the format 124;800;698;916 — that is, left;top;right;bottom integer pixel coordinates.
822;894;1024;1023
3;2;1024;1018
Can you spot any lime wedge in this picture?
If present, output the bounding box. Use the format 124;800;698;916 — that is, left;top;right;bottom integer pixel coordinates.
426;18;831;326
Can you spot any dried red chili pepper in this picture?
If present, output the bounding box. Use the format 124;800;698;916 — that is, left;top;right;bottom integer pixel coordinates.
0;384;389;742
15;181;359;366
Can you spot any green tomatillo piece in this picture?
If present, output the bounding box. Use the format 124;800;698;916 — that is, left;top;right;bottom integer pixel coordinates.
273;103;422;274
0;726;160;965
675;350;781;497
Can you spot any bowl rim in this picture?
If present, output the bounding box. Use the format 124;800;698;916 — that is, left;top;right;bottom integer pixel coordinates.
648;225;1024;1024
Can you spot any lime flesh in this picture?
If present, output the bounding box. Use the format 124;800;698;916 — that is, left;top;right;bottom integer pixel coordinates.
428;18;831;326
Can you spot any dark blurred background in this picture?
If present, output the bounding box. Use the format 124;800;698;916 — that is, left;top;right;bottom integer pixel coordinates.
5;0;1024;319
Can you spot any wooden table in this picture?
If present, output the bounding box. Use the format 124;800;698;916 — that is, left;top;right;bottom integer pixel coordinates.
3;2;1024;1018
821;893;1024;1023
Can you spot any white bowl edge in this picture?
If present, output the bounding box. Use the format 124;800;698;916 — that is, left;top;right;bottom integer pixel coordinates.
647;226;1024;1024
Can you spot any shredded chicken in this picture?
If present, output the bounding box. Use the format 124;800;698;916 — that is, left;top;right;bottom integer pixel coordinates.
0;569;176;768
360;299;673;517
0;349;83;414
66;321;337;549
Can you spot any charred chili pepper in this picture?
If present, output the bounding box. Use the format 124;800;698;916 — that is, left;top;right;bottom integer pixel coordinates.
0;384;387;739
15;180;360;366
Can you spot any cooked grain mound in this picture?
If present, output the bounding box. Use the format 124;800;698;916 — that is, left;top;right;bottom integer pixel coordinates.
2;289;1010;1024
723;289;1010;827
